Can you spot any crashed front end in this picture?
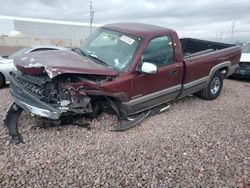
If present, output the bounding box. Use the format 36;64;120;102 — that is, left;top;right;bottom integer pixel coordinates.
9;71;100;120
5;67;127;144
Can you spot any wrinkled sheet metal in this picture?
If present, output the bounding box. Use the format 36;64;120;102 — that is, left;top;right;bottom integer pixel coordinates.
14;50;117;78
4;103;23;144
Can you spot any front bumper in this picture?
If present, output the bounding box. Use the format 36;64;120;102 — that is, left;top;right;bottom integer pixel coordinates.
13;99;61;119
9;73;63;120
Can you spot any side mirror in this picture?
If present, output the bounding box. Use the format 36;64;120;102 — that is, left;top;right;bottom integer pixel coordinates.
139;62;157;74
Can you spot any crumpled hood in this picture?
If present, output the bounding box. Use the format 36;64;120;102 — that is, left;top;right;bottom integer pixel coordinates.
14;49;117;78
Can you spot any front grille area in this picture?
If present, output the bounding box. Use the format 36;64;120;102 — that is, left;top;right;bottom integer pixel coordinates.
239;62;250;70
9;71;94;116
11;72;46;98
10;71;59;104
15;76;45;96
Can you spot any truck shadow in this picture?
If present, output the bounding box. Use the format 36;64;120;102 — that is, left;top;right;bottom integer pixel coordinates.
227;77;250;83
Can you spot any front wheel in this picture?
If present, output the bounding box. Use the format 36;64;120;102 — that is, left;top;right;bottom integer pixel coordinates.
197;71;223;100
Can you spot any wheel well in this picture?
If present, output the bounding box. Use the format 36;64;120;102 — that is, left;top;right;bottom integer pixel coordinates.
106;96;127;119
218;67;229;78
89;95;127;119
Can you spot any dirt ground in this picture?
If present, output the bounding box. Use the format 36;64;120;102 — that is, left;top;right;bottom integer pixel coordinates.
0;78;249;187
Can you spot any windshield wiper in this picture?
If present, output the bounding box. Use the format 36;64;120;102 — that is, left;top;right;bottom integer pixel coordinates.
73;48;114;70
72;48;87;56
87;54;114;69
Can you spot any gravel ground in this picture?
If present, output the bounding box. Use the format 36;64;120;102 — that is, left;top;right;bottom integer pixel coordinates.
0;79;250;187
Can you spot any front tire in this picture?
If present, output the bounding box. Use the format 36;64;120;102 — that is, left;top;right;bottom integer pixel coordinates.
0;73;5;88
197;71;223;100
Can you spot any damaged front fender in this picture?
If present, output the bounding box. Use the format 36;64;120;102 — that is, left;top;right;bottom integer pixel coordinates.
4;103;23;144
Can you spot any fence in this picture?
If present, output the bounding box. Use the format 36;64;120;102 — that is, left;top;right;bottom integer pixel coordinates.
0;36;83;48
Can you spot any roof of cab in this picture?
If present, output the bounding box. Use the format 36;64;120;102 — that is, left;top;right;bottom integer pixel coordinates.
102;23;174;37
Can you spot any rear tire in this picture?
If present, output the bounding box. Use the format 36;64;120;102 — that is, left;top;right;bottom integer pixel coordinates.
197;71;223;100
0;73;5;88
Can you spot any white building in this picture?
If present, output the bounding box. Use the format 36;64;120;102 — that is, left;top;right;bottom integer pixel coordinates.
0;15;100;40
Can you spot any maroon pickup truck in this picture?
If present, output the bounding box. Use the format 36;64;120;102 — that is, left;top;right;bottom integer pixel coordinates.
5;23;241;144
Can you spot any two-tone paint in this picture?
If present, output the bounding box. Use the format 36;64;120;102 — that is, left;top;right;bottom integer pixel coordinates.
12;23;241;118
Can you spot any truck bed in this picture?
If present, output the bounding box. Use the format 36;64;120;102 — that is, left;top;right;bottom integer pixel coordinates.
181;38;235;58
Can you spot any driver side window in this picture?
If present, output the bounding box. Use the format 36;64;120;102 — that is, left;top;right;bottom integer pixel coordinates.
142;36;174;67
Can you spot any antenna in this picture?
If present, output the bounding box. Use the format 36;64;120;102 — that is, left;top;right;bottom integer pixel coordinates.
219;30;223;41
89;1;95;35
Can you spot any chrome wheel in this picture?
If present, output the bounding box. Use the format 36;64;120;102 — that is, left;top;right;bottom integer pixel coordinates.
210;77;220;95
197;71;223;100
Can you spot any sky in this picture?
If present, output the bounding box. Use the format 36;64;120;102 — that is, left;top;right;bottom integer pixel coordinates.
0;0;250;42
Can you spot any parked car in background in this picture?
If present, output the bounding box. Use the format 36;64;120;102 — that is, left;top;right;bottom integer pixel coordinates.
231;42;250;79
0;45;67;88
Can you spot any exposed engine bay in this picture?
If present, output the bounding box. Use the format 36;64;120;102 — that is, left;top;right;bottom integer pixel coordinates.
9;71;121;118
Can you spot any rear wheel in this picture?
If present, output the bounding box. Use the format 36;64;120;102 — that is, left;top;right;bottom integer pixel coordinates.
0;73;5;88
197;71;223;100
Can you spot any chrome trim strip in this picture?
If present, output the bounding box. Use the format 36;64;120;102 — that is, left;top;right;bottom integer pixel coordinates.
126;84;182;106
183;76;208;89
131;94;143;99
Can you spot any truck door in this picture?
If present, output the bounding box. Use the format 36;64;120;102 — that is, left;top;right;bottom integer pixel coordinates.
129;35;183;114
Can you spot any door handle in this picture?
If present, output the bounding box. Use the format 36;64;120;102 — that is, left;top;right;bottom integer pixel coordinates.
169;70;177;77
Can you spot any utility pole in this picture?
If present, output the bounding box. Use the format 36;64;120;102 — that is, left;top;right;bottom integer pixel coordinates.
231;21;235;43
219;30;223;41
89;1;94;35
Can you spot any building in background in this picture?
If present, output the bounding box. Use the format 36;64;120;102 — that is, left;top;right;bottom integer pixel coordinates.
0;15;100;47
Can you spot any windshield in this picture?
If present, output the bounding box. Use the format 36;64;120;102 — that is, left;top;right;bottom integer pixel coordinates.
80;28;141;71
242;43;250;53
9;47;32;59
